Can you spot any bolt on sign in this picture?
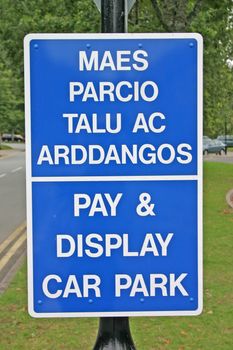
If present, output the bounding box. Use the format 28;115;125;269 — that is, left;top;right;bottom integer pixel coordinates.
24;33;203;317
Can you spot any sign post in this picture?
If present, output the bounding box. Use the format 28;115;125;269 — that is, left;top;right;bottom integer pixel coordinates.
96;1;136;348
24;31;203;349
101;0;126;33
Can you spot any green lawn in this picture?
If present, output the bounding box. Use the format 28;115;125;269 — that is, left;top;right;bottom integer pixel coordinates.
0;162;233;350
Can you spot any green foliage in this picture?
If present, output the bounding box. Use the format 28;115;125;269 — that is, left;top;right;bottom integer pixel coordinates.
190;0;233;137
0;0;232;137
0;61;23;135
130;0;233;138
0;0;100;134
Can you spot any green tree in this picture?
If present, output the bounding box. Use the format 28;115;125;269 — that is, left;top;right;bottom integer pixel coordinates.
130;0;233;137
0;0;100;136
150;0;203;31
0;56;23;139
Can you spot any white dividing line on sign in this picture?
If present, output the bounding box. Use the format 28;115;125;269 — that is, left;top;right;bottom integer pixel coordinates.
11;167;23;173
0;173;6;179
31;175;199;182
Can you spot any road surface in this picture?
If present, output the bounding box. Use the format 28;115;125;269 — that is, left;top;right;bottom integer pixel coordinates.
0;148;26;244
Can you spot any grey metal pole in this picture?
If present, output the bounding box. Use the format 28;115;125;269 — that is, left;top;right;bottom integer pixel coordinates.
93;317;136;349
93;1;136;349
101;0;126;33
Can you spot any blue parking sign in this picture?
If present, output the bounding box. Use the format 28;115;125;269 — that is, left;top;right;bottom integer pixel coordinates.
24;33;203;317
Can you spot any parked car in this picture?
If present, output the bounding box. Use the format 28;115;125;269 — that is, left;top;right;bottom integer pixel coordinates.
2;133;24;142
2;133;11;141
203;135;211;141
217;135;233;147
203;139;210;154
203;139;226;155
14;134;25;142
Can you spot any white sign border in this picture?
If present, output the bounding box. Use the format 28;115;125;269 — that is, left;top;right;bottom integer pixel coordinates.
24;33;203;318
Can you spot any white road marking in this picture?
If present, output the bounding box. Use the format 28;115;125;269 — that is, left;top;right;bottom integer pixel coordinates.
0;173;6;178
11;167;23;173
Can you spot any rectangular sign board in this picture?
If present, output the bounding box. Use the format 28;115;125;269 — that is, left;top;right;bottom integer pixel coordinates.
24;33;203;317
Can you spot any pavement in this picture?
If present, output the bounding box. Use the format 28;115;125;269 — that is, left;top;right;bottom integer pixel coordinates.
0;150;15;160
203;151;233;163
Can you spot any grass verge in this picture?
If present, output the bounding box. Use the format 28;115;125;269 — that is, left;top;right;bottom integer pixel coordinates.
0;144;12;150
0;162;233;349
